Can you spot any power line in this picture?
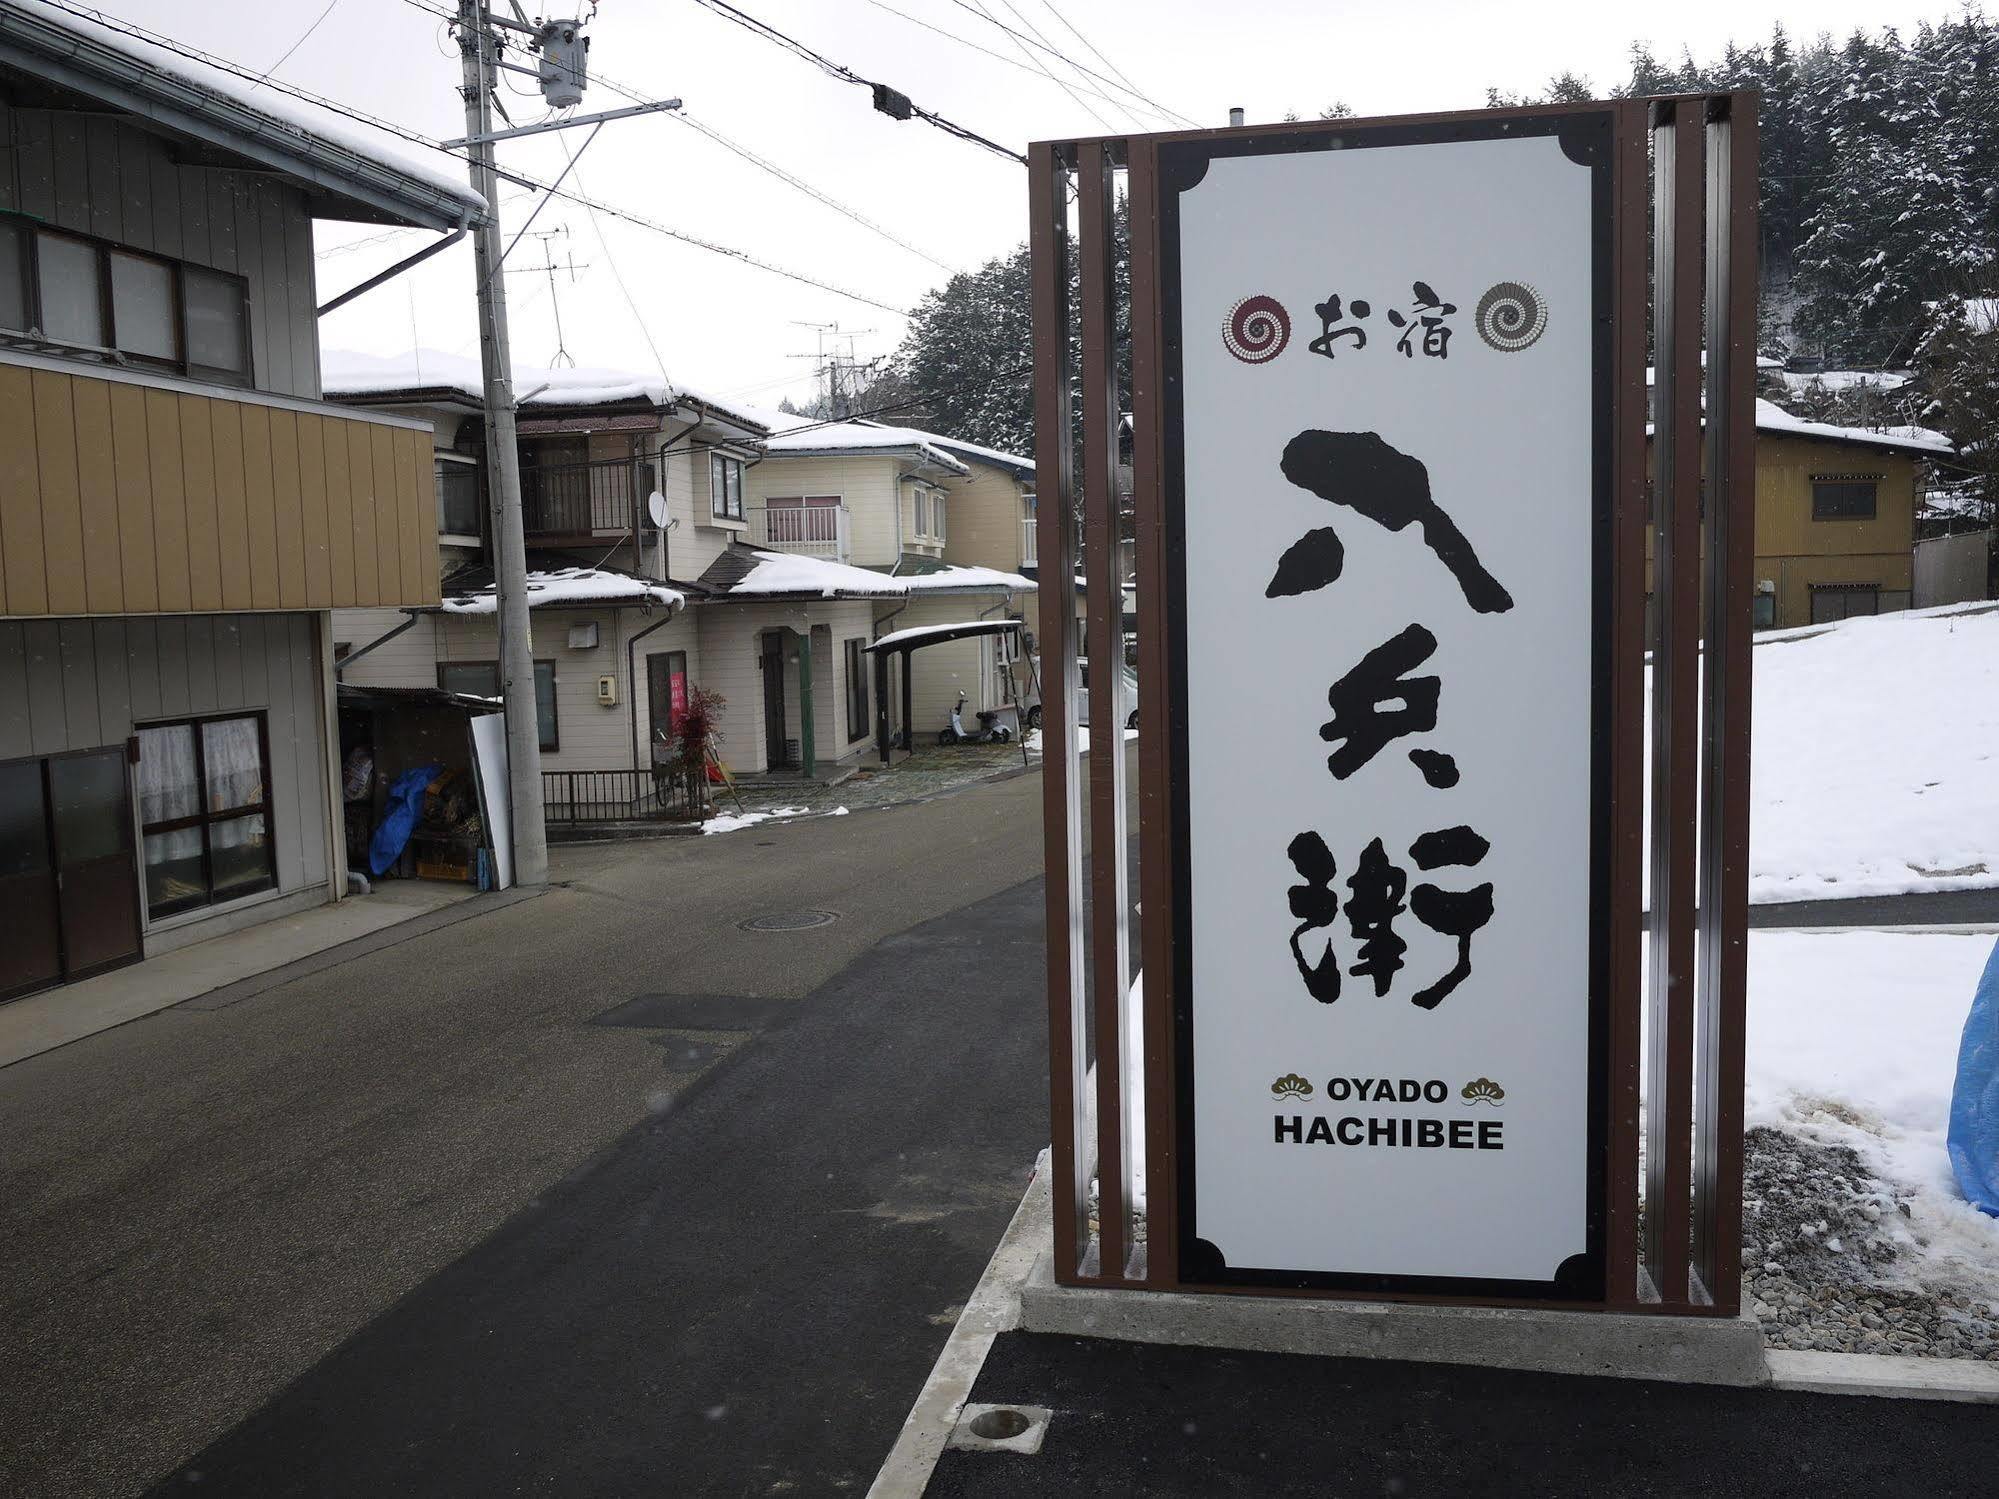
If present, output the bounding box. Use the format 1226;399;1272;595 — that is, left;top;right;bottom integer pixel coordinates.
971;0;1121;134
35;1;912;317
943;0;1199;127
1034;0;1178;126
685;0;1028;165
254;0;340;88
860;0;1169;127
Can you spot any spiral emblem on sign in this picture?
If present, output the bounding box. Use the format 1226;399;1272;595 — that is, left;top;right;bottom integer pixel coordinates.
1223;294;1290;364
1475;281;1548;352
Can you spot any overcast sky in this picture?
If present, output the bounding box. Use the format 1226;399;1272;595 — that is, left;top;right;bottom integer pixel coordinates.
101;0;1953;414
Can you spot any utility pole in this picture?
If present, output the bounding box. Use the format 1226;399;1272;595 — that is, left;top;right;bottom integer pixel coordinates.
458;0;548;887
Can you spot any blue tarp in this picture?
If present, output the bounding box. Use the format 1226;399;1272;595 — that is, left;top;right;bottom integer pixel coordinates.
368;763;443;878
1947;935;1999;1218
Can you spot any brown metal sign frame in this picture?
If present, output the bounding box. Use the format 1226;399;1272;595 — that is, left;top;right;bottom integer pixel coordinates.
1032;93;1757;1314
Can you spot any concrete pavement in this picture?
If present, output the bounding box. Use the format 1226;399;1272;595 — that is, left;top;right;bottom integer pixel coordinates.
0;768;1051;1499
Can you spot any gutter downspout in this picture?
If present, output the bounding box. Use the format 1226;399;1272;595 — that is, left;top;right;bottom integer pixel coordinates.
336;608;422;677
626;604;682;776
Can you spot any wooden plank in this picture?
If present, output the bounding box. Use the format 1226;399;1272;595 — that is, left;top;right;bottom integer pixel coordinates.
178;392;223;610
368;424;400;605
57;618;99;746
318;412;356;604
347;418;380;608
1643;104;1705;1309
1127;137;1179;1289
71;374;123;614
124;614;161;721
145;134;184;260
1029;140;1092;1283
31;370;86;616
284;196;319;397
296;413;332;605
154;614;189;715
235;180;269;390
179;164;210;265
209;399;253;612
24;619;67;754
144;388;191;613
12;107;53;219
184;615;218;713
1604;99;1651;1310
92;618;131;747
109;382;159;614
258;185;295;398
210;612;245;706
84;115;121;242
238;402;281;610
0;624;31;758
0;363;46;615
1078;141;1133;1282
0;102;13;214
395;427;433;606
286;615;327;887
1693;91;1760;1318
205;173;238;270
268;408;307;608
49;114;89;232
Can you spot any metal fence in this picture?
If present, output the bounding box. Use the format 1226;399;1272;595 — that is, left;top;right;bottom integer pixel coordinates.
521;454;652;538
542;767;699;825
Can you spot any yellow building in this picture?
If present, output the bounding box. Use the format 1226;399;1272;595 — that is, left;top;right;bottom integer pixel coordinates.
1649;402;1951;630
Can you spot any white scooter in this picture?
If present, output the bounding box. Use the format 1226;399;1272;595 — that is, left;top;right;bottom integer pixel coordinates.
937;692;1013;745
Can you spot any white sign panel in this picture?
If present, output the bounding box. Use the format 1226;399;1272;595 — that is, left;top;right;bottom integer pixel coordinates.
1162;115;1611;1297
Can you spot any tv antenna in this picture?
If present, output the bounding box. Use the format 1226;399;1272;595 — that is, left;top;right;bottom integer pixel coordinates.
521;226;590;367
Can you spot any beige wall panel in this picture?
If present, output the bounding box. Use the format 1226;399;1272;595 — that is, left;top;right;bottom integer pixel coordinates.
296;415;333;604
71;374;123;613
369;425;399;605
209;400;253;611
396;427;436;606
0;364;46;615
346;420;380;609
238;404;281;611
143;388;191;613
318;413;356;605
268;409;307;608
30;371;86;616
108;383;158;614
179;393;224;610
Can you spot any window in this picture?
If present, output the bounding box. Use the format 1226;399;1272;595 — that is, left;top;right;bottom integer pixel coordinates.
933;494;947;543
439;660;559;750
845;637;869;742
136;713;276;918
1810;585;1879;625
436;456;482;537
1751;593;1776;630
913;489;928;537
710;453;744;520
1812;476;1879;521
0;213;250;382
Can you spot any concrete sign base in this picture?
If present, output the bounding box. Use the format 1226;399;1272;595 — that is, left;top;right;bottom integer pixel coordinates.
1018;1250;1769;1387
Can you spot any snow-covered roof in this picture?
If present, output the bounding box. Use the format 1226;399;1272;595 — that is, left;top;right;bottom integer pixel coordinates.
1;1;484;227
1776;369;1911;395
909;430;1035;480
871;619;1023;652
897;564;1036;592
438;565;684;615
321;348;770;434
743;409;970;475
719;550;910;599
1752;399;1953;456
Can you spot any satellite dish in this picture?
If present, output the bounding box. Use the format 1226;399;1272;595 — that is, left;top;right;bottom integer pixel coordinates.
647;491;669;529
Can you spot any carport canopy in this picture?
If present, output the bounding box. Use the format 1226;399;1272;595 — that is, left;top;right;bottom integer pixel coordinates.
866;619;1030;767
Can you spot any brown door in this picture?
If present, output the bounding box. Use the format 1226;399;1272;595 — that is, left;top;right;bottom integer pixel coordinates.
47;748;143;982
0;758;62;1001
760;632;788;767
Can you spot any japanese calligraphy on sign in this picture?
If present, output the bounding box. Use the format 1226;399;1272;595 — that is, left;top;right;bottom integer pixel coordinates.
1161;117;1611;1295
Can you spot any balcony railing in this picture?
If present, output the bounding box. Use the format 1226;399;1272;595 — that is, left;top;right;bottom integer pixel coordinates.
750;502;851;561
521;454;653;539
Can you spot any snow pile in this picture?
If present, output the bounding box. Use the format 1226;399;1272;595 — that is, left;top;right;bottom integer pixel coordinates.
1746;931;1999;1299
13;1;484;213
724;550;907;598
1776;369;1912;395
898;565;1036;592
439;566;683;615
320;349;770;431
701;805;846;835
1751;606;1999;902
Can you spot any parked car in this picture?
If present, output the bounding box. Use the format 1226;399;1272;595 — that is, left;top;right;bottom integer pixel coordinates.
1020;656;1138;731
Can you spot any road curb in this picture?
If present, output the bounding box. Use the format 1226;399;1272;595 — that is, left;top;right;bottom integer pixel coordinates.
867;1152;1052;1499
1766;1349;1999;1403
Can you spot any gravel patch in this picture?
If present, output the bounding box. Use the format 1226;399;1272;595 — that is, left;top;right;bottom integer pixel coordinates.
1744;1126;1999;1361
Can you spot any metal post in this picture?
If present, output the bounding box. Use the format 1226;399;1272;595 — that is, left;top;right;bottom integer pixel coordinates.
459;0;547;886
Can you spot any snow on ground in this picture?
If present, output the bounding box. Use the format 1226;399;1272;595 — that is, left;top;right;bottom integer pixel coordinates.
1750;606;1999;902
1024;725;1138;756
1747;931;1999;1296
700;805;846;835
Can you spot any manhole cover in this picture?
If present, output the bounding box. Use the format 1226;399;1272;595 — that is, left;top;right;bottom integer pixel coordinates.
737;910;838;932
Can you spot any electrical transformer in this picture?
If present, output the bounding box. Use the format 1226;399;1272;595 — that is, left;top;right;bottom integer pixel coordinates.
537;19;589;108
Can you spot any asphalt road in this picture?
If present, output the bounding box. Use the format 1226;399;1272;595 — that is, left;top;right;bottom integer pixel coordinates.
0;766;1055;1499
